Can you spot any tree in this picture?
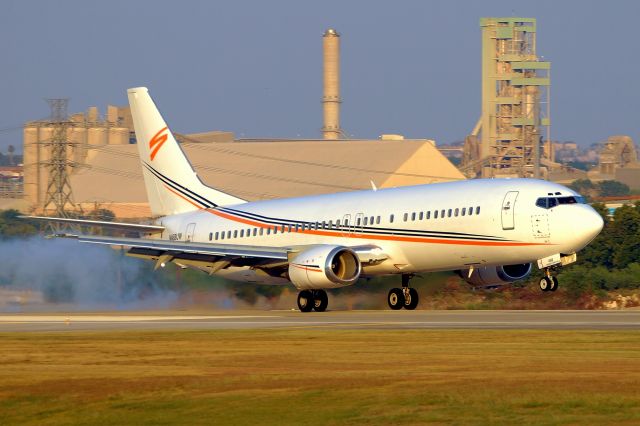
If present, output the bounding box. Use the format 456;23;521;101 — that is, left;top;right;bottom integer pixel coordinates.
0;209;38;238
569;179;597;200
597;180;630;197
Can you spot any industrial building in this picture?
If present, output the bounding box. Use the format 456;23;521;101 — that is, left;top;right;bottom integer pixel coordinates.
19;28;463;218
462;17;552;179
14;19;639;217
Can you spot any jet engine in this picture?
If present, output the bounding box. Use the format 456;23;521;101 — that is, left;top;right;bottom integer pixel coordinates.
458;263;532;287
288;245;361;289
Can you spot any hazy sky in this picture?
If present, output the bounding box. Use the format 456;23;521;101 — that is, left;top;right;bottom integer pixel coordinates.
2;0;638;153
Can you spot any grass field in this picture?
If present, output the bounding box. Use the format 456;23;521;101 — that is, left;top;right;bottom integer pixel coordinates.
1;329;640;425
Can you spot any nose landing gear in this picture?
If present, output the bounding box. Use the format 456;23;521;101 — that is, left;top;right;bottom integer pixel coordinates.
539;269;558;292
388;274;420;310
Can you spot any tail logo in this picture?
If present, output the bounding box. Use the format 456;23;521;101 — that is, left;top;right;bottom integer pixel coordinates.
149;126;169;161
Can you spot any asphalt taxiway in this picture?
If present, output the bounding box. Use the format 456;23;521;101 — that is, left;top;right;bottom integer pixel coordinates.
0;310;639;332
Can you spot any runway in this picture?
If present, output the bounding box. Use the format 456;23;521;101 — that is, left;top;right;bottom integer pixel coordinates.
1;310;639;332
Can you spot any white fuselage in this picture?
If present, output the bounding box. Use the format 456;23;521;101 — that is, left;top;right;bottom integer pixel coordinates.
153;178;602;285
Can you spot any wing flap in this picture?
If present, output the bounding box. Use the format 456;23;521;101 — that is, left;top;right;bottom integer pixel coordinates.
72;235;289;261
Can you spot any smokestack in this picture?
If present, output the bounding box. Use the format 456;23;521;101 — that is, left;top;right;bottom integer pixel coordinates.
322;28;341;139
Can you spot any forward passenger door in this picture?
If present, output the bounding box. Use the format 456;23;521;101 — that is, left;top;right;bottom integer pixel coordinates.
501;191;519;230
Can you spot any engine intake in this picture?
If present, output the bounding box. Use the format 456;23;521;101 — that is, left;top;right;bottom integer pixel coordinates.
458;263;532;287
289;245;361;289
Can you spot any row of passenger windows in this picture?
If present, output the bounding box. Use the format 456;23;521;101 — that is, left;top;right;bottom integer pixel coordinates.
395;206;480;223
207;206;481;241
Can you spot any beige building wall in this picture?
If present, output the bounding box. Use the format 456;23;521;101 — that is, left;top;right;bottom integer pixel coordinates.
65;138;463;218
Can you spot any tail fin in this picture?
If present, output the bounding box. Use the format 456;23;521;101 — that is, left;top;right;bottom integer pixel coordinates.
127;87;245;216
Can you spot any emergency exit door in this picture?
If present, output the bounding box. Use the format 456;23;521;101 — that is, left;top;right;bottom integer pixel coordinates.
501;191;519;230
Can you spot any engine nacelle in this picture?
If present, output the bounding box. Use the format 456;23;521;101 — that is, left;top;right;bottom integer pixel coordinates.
458;263;532;287
288;245;361;290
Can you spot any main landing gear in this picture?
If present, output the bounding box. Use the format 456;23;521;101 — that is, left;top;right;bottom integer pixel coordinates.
539;268;559;292
297;289;328;312
388;274;419;310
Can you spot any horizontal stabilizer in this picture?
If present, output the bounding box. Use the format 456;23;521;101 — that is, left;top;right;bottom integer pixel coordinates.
19;216;165;234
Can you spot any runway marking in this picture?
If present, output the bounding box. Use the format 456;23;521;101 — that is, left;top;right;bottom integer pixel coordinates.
0;315;279;322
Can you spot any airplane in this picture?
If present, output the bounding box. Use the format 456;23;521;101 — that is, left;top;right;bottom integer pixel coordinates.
23;87;604;312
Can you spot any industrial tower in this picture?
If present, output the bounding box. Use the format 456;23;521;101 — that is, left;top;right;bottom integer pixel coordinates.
467;18;551;178
41;99;76;218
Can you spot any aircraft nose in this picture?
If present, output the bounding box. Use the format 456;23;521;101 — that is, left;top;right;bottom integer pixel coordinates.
574;206;604;247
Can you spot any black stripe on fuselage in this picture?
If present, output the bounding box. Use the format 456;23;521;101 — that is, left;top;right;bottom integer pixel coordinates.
217;207;510;242
143;162;218;208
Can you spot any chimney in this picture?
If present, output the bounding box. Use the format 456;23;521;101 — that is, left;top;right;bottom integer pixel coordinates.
322;28;341;139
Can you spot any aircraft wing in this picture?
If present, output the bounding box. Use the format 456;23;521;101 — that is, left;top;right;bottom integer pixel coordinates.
58;234;387;274
63;234;290;272
20;216;165;234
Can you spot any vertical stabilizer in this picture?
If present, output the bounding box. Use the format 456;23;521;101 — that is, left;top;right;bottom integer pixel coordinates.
127;87;245;216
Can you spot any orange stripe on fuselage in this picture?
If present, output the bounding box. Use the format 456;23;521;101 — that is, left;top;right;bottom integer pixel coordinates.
162;188;551;247
163;185;202;209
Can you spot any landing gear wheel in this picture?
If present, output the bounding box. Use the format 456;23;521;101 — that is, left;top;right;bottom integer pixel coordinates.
388;288;404;310
404;288;419;310
313;290;328;312
297;290;314;312
549;276;558;292
539;277;552;292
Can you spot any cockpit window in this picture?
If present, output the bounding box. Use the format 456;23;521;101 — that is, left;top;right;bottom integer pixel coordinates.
535;196;586;209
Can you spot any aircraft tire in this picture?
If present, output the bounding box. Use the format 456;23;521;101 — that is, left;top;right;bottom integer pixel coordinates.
404;288;419;310
297;290;314;312
550;276;558;292
313;290;328;312
539;277;551;292
388;288;404;310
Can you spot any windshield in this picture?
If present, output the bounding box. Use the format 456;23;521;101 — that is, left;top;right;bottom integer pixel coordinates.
535;196;586;209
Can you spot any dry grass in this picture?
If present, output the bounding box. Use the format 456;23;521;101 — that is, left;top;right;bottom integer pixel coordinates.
1;329;640;425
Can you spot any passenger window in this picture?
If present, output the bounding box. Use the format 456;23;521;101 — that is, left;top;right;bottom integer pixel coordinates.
403;213;408;222
209;232;213;241
461;208;466;216
419;212;423;220
259;228;264;236
215;232;219;240
336;219;341;227
227;231;231;239
273;227;278;235
240;230;244;238
411;212;416;221
221;232;225;240
376;216;381;224
476;206;481;215
455;208;459;217
390;214;394;223
363;217;368;226
434;210;439;219
468;207;473;216
448;209;452;217
426;211;431;219
234;230;238;238
370;216;374;224
329;220;333;229
267;228;271;235
441;209;446;218
253;228;257;236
